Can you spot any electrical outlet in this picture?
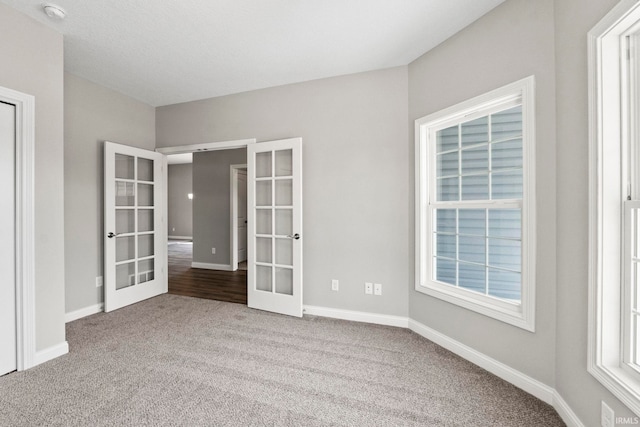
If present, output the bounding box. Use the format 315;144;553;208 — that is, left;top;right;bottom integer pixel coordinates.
212;248;216;254
601;401;614;427
172;227;175;232
331;279;339;291
365;282;373;295
374;283;382;295
95;276;103;288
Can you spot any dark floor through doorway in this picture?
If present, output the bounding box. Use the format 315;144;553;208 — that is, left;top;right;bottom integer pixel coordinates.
168;240;247;304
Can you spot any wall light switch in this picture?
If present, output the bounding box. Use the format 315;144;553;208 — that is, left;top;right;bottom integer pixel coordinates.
96;276;103;288
212;248;216;254
331;279;339;291
365;282;373;295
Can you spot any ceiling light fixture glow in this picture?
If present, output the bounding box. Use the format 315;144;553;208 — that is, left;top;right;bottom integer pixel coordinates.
42;3;66;20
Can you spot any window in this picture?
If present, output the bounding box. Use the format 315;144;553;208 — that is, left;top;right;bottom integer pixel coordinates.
415;76;536;331
589;1;640;415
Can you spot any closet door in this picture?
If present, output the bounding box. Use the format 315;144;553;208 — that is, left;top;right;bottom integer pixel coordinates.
0;101;16;376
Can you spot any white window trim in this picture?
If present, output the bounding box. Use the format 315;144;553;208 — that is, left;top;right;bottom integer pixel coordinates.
414;76;536;332
588;0;640;416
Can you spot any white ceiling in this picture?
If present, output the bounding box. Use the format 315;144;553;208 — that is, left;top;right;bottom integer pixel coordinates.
1;0;504;107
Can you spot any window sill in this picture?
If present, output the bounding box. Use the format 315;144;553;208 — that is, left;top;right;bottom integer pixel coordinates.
415;281;535;332
589;362;640;416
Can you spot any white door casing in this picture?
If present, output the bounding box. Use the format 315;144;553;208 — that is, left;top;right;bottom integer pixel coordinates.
238;169;248;262
0;101;16;376
104;141;168;312
247;138;303;317
0;86;36;371
230;165;248;270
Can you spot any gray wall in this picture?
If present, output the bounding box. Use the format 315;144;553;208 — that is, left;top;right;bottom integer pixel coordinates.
64;73;156;313
168;163;193;238
408;0;558;386
192;149;247;265
157;66;409;316
0;3;66;351
554;0;638;423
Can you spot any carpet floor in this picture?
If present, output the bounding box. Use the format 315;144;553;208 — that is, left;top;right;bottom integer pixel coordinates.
0;295;564;426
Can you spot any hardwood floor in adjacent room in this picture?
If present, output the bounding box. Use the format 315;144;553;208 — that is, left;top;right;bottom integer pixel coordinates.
168;240;247;304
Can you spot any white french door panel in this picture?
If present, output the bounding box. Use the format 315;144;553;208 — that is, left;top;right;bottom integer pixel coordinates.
0;102;16;376
104;141;167;312
247;138;303;317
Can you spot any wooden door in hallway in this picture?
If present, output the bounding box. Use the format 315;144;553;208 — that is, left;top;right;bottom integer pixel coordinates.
0;101;16;376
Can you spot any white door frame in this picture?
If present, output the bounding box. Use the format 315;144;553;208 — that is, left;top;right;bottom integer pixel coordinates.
230;164;247;271
0;85;36;371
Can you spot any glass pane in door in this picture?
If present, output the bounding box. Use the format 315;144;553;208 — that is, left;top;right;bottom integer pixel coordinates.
138;183;154;206
116;262;136;290
275;180;293;206
138;259;154;284
256;209;272;234
115;154;134;179
256;265;272;292
256;237;272;263
275;268;293;295
275;238;292;265
275;149;292;176
115;182;135;206
256;181;272;206
116;236;135;263
116;210;135;234
275;209;292;236
138;234;154;258
256;152;272;178
137;158;154;182
138;209;154;232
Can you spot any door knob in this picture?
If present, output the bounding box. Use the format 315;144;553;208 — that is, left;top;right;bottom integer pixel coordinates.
107;232;118;238
287;233;300;240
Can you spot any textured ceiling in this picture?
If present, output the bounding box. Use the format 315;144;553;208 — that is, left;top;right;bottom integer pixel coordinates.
1;0;504;107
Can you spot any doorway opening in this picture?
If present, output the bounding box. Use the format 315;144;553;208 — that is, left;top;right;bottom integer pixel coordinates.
165;144;249;304
160;136;303;317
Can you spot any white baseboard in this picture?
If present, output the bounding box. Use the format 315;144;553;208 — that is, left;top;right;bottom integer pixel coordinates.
303;305;409;328
303;305;580;417
191;262;232;271
553;391;585;427
34;341;69;367
408;318;554;404
169;235;192;240
65;303;104;323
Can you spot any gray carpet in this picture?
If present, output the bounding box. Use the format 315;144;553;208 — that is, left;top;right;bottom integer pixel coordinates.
0;295;564;426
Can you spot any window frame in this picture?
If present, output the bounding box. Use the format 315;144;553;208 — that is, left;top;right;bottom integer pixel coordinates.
588;0;640;416
415;76;536;332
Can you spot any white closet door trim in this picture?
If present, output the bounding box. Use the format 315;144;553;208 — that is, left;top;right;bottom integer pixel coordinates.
0;85;36;370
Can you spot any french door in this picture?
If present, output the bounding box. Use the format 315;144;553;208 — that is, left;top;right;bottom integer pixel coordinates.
104;142;167;312
247;138;303;317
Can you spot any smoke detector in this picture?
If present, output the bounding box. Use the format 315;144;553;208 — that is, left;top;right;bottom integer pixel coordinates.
42;4;66;20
